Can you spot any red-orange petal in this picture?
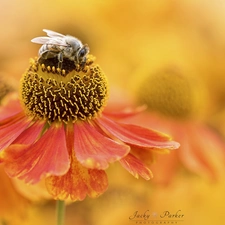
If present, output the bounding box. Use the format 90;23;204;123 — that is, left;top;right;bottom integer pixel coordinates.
74;122;130;169
119;153;153;180
0;112;31;151
12;121;45;145
103;105;147;119
45;153;108;201
179;124;225;179
3;125;70;184
96;116;180;149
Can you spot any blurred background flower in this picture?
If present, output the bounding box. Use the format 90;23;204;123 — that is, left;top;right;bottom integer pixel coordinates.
1;0;225;224
0;164;29;225
127;67;225;184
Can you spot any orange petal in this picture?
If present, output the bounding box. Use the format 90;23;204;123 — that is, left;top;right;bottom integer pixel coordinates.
45;153;108;201
96;116;180;149
4;125;70;184
119;153;153;180
0;112;30;151
103;105;147;119
12;121;45;144
74;122;130;169
179;124;225;179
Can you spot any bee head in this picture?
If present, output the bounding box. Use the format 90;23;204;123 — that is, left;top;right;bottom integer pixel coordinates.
78;44;89;60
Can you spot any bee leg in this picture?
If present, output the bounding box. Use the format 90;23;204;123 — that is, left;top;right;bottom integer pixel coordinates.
74;53;79;64
73;54;79;69
57;52;63;69
58;61;63;69
80;58;86;69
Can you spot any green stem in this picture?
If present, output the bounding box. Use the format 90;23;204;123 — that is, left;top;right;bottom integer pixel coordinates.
56;200;66;225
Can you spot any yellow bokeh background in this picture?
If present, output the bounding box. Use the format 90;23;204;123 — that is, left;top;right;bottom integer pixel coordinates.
1;0;225;224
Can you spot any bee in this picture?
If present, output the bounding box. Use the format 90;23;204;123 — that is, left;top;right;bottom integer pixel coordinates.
31;29;89;68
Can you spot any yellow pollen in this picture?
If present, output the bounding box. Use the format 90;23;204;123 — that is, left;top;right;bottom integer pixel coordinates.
20;55;109;124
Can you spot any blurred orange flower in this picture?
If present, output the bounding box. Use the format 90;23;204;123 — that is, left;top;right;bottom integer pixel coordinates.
127;68;225;185
0;165;30;225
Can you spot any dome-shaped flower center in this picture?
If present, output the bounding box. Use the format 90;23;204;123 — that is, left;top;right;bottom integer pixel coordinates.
20;55;108;124
137;69;203;120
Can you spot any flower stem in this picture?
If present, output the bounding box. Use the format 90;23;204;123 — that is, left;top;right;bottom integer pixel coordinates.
56;200;66;225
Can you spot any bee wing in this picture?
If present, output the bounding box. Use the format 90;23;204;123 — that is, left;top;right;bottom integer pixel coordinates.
31;37;51;44
31;37;68;46
43;29;65;38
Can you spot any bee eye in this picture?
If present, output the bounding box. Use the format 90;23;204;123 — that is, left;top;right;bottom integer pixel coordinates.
78;48;87;58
